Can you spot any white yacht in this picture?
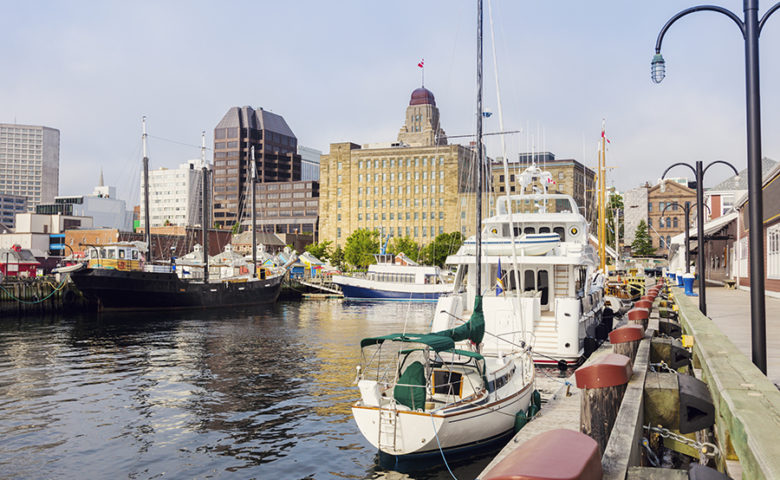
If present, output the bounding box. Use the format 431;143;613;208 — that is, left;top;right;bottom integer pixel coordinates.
430;165;606;367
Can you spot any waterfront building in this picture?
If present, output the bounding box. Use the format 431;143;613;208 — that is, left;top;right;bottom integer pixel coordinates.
0;193;27;228
489;154;595;219
647;180;696;253
0;123;60;209
623;183;650;245
212;106;302;228
243;180;319;238
0;212;92;256
37;175;133;231
319;87;478;246
298;145;321;181
705;158;776;221
139;159;208;228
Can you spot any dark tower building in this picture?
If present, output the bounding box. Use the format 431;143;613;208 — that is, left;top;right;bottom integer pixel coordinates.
212;106;302;228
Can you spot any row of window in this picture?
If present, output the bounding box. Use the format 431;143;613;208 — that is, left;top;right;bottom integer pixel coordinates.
354;198;445;208
355;212;443;221
352;184;445;195
768;224;780;279
648;201;692;212
342;157;447;170
648;217;681;229
337;225;445;238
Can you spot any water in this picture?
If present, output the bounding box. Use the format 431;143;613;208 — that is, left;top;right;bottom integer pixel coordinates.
0;301;501;479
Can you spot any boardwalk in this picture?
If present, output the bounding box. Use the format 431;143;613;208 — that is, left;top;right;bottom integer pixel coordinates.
698;286;780;386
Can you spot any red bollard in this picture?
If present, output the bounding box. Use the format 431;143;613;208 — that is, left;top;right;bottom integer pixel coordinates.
627;307;649;330
609;324;644;362
482;429;603;480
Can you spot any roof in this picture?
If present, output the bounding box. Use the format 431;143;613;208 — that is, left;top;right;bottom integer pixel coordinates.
231;231;286;247
710;157;777;192
735;158;780;208
215;106;296;138
409;87;436;106
360;332;455;352
670;211;738;245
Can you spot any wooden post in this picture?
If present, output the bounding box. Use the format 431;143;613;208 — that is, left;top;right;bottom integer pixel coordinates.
575;353;633;454
610;325;645;363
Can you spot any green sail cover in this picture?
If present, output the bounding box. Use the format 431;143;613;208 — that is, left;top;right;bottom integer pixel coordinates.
433;295;485;345
360;332;455;352
393;361;426;411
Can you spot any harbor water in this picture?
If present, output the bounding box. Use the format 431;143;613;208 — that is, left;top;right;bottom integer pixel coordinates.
0;300;503;479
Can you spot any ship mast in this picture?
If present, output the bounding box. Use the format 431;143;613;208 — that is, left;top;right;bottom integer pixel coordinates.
142;116;152;263
475;0;484;296
251;146;257;278
598;119;607;272
201;132;209;283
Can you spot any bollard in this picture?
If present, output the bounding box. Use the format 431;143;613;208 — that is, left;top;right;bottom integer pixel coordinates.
627;307;649;330
650;337;691;370
481;429;603;480
609;324;644;362
682;273;697;297
634;299;652;310
575;353;633;454
644;372;715;434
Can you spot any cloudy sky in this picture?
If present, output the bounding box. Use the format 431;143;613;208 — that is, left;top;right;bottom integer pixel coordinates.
2;1;778;206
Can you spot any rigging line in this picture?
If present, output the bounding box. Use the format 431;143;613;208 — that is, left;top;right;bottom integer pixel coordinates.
148;134;213;151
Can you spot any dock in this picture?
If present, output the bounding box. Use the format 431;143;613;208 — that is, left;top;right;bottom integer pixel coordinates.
478;280;780;480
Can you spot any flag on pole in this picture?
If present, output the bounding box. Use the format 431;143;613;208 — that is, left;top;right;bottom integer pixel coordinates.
418;59;424;68
496;258;504;295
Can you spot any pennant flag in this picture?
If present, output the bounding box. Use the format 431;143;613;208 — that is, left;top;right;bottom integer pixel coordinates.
418;59;424;68
496;258;504;295
601;129;611;144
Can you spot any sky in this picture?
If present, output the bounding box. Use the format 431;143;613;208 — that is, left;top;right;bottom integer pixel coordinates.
2;0;779;207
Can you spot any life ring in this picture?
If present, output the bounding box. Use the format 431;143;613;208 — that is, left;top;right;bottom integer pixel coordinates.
240;265;248;274
117;260;127;270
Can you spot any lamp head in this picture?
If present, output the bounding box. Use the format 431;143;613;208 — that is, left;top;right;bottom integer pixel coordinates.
651;53;666;84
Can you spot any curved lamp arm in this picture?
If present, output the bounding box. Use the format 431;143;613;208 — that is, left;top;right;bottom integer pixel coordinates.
661;162;697;179
703;159;740;177
656;5;746;54
660;202;683;218
759;2;780;34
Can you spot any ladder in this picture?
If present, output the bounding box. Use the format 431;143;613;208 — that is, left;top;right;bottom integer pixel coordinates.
377;402;398;453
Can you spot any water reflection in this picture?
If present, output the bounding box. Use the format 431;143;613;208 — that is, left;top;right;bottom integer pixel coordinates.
0;301;501;479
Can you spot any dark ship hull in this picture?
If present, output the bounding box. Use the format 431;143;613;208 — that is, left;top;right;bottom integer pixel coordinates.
70;268;284;311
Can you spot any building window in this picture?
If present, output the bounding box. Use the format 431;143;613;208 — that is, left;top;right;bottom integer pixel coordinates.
337;228;341;238
648;202;652;212
768;224;780;279
673;217;678;228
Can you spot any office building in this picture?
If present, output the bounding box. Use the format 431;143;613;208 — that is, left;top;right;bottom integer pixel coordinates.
298;145;321;181
140;159;208;228
320;87;478;245
0;123;60;209
212;106;301;228
0;193;27;228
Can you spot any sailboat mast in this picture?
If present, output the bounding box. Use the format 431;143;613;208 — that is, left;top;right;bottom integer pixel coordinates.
599;120;607;272
475;0;484;295
251;146;257;278
201;132;209;283
142;116;152;263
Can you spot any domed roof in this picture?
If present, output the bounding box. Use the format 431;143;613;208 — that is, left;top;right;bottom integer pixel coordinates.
409;87;436;106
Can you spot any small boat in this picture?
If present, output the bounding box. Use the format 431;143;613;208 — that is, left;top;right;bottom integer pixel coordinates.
333;254;453;302
461;232;560;256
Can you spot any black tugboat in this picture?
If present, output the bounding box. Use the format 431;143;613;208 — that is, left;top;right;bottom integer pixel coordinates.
66;120;286;311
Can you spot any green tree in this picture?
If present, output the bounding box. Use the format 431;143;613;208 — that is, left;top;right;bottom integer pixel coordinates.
387;236;420;261
631;219;656;257
305;240;332;261
344;228;380;268
330;245;345;271
420;232;465;267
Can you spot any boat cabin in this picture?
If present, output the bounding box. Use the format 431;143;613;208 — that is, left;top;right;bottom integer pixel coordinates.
84;242;144;271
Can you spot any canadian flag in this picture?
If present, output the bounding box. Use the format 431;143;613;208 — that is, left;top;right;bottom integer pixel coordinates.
601;129;611;144
418;59;424;68
547;177;556;185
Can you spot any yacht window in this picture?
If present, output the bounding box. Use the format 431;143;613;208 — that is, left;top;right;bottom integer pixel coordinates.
539;226;551;234
523;270;535;291
432;370;463;396
554;226;565;241
524;227;536;235
537;270;549;306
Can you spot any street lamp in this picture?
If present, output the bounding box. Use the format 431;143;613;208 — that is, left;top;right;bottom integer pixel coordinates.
652;0;779;374
660;201;711;276
661;161;739;317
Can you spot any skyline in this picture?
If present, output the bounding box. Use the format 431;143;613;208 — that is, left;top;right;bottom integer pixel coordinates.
2;1;779;207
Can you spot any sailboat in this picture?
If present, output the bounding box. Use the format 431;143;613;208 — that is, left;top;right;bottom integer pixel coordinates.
64;120;286;310
351;0;536;457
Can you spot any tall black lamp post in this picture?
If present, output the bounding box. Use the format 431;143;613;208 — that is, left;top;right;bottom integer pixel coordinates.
652;0;778;373
661;161;738;316
659;200;711;275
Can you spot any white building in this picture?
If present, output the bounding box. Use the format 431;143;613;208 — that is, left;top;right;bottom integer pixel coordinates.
298;145;321;181
140;159;209;228
0;213;93;254
0;124;60;209
40;185;133;231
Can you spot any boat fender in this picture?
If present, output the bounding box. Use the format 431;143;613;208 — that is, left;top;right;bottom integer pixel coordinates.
514;410;529;433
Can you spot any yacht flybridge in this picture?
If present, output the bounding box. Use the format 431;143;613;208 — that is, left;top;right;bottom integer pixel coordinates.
431;165;607;366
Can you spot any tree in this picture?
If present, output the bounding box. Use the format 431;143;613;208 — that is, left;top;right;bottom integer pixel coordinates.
344;228;380;268
420;232;465;267
305;240;332;261
387;236;420;261
631;219;656;257
330;246;345;271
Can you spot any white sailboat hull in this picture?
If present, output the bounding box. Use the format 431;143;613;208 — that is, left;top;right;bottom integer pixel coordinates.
352;356;533;456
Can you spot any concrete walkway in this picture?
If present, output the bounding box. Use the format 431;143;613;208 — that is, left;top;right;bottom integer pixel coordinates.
695;285;780;386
